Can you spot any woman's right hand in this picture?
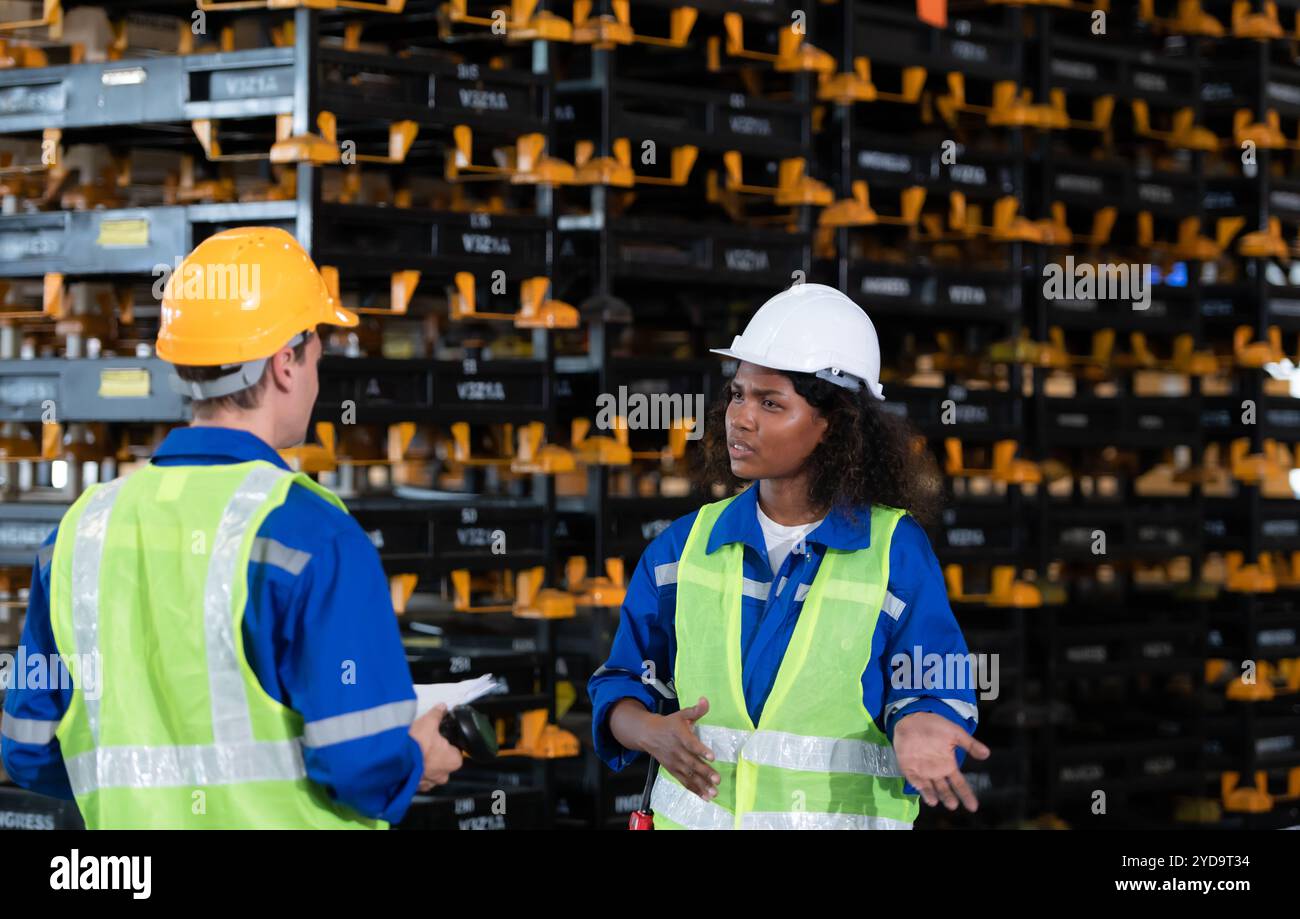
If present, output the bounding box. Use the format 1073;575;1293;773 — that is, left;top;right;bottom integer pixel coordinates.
611;696;721;800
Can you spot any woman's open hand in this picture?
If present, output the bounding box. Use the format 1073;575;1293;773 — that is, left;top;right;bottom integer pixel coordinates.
892;711;990;812
610;696;720;800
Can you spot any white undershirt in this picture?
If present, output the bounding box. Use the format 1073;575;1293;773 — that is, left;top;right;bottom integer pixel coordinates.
756;503;825;576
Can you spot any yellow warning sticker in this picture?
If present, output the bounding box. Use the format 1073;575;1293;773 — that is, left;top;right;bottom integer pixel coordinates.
98;368;150;398
96;218;149;248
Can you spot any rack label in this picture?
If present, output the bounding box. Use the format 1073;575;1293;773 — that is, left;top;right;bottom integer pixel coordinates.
1266;81;1300;106
1050;58;1098;82
728;114;772;136
0;82;64;115
1137;184;1174;204
1055;173;1104;195
102;68;147;87
455;381;506;401
95;219;149;248
1270;191;1300;214
857;150;911;174
457;88;509;111
723;249;770;272
860;276;910;297
212;68;286;100
98;368;150;399
1133;71;1168;93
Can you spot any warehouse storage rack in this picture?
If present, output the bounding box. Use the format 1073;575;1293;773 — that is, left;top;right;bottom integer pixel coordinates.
0;0;579;829
3;0;1300;830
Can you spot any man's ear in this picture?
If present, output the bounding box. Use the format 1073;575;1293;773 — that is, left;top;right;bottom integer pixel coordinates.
266;345;296;394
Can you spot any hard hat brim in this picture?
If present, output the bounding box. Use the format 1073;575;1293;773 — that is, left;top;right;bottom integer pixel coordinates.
710;346;885;400
709;346;799;374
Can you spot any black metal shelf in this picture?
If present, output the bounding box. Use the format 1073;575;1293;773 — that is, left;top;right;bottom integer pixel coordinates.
349;495;549;579
559;214;812;287
314;357;552;424
844;262;1022;323
0;357;183;423
0;45;544;139
0;202;552;280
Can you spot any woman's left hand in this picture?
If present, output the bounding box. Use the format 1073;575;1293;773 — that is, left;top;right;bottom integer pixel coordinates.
892;712;991;812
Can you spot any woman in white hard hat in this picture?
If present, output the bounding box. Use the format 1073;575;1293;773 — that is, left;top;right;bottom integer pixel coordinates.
589;283;990;829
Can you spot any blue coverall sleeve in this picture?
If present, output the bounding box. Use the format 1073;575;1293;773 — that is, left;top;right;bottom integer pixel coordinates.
0;531;74;799
587;515;694;772
876;515;980;769
258;501;424;824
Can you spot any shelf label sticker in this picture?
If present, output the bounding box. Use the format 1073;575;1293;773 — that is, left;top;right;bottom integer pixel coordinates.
1137;184;1174;204
947;284;987;305
1133;71;1168;93
0;82;65;116
727;113;772;136
857;150;912;174
212;69;286;100
860;276;911;298
722;248;770;273
102;68;147;87
96;218;149;248
1050;58;1098;82
0;521;57;549
1266;81;1300;107
1055;173;1105;195
98;368;151;399
1270;190;1300;214
455;380;505;401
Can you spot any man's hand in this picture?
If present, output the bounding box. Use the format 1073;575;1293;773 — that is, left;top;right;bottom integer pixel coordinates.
892;711;990;812
408;703;465;792
609;696;720;800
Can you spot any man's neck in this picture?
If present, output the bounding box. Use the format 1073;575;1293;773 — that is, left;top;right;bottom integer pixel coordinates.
190;412;279;450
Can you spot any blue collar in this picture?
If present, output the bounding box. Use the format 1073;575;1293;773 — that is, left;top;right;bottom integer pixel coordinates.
705;484;872;556
151;426;292;471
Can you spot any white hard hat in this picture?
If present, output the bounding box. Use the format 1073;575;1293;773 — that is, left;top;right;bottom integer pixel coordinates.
710;283;885;400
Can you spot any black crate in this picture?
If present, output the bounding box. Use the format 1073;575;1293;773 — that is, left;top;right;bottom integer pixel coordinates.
397;782;544;830
0;786;84;831
350;497;548;579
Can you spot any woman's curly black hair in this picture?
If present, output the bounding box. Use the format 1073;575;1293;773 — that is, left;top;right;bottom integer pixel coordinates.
694;370;944;528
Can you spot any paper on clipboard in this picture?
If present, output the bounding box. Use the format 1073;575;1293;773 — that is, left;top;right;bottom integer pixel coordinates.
413;674;499;719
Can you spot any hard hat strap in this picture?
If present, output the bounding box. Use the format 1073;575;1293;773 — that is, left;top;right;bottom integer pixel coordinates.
168;331;309;401
814;367;863;392
170;357;271;400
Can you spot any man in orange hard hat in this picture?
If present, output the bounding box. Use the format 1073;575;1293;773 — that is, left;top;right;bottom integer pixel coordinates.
2;227;462;828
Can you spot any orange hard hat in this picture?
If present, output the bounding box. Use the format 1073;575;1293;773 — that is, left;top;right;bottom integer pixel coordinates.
156;226;358;368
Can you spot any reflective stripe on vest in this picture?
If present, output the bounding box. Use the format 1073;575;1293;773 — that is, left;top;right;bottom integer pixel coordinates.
650;778;913;831
48;461;381;829
696;724;903;776
68;477;123;745
66;740;306;797
658;492;918;830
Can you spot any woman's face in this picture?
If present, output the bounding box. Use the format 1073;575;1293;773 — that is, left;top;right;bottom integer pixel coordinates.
724;361;828;480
